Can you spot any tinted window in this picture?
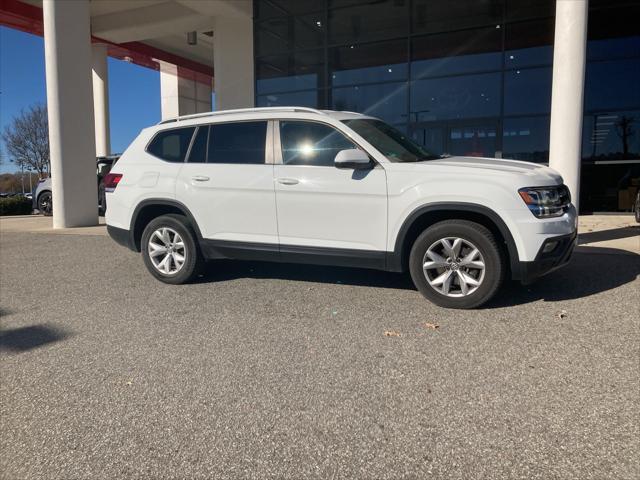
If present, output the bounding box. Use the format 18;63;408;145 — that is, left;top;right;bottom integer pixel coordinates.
330;40;408;86
187;126;209;163
328;0;408;44
207;122;267;164
147;127;195;162
332;82;408;125
280;121;356;166
503;67;552;115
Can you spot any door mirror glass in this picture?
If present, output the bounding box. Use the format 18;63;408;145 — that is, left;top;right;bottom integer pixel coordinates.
334;149;372;169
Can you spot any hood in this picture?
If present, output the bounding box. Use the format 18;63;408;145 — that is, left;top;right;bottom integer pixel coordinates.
415;156;563;184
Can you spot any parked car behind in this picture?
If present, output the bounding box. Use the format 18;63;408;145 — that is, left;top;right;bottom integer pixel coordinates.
33;155;120;216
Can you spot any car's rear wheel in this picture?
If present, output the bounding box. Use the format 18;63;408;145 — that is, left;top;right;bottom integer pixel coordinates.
37;191;52;216
409;220;506;309
141;214;203;284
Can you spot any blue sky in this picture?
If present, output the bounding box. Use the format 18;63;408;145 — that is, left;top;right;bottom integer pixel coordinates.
0;26;161;173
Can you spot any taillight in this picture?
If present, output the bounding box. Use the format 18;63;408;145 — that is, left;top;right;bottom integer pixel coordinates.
104;173;123;192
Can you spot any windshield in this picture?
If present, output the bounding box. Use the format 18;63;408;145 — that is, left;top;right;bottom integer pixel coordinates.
342;119;439;162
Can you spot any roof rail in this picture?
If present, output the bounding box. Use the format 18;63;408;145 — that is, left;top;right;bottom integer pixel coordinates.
158;106;327;125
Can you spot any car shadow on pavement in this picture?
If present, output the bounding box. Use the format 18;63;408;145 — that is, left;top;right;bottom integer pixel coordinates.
197;247;639;307
0;325;70;353
486;247;640;308
578;225;640;244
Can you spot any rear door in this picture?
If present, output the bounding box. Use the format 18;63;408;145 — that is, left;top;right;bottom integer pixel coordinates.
175;120;278;244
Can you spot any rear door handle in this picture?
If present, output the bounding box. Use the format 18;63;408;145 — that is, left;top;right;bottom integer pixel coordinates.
277;178;299;185
191;175;210;182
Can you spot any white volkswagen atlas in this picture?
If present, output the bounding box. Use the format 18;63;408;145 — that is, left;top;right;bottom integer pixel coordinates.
104;107;577;309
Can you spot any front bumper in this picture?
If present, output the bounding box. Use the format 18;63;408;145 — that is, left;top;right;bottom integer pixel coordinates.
517;230;577;285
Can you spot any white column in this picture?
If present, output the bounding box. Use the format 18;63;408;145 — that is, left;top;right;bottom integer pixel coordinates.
43;0;98;228
159;61;212;121
92;43;111;157
213;16;254;110
549;0;589;212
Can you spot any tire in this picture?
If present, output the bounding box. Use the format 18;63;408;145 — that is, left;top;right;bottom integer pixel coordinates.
141;214;203;284
37;191;53;216
409;220;506;309
634;192;640;224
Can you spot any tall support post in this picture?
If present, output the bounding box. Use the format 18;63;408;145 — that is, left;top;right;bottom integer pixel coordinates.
549;0;589;212
43;0;98;227
92;43;111;157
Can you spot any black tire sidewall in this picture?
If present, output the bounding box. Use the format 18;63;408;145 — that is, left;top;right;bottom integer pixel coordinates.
141;214;201;284
38;192;52;215
409;221;505;309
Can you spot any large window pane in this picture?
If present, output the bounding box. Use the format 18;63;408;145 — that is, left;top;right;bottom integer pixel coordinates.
503;67;552;115
502;116;550;163
411;73;501;121
584;60;640;112
411;28;502;78
280;121;356;166
412;0;503;34
330;40;407;86
448;124;498;158
328;0;407;45
257;90;321;108
207;122;268;164
255;15;325;56
504;18;554;68
257;50;324;94
332;82;408;124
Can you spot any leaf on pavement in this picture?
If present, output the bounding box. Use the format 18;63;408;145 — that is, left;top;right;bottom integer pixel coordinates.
384;330;401;337
424;322;440;330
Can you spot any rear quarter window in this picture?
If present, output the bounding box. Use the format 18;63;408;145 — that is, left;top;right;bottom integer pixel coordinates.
146;127;195;162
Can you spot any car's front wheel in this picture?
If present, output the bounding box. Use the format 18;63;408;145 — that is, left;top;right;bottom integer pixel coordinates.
141;214;203;284
409;220;506;309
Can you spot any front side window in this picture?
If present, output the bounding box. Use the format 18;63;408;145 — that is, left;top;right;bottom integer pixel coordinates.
207;122;267;164
279;121;356;166
343;119;438;162
147;127;195;162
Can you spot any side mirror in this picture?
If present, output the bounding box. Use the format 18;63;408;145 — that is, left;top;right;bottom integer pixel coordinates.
334;149;372;170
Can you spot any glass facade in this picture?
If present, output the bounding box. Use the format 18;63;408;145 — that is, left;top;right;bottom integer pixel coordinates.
254;0;640;212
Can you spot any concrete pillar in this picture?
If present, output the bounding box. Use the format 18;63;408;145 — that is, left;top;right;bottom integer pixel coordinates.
549;0;589;212
43;0;98;228
213;16;254;110
159;61;212;120
92;43;111;157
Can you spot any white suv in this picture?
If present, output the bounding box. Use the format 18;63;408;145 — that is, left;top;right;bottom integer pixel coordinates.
105;107;577;309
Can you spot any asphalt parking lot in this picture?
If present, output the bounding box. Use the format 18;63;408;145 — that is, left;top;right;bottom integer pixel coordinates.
1;225;639;479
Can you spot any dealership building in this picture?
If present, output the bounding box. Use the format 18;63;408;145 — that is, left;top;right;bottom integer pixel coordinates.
1;0;638;227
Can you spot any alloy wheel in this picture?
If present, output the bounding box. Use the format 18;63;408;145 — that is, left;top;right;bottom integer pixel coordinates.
422;237;486;297
148;227;186;275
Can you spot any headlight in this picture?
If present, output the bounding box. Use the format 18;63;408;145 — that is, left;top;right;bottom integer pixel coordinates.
518;185;571;218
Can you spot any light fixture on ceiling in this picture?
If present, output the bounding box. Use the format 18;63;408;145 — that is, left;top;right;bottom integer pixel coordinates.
187;31;197;46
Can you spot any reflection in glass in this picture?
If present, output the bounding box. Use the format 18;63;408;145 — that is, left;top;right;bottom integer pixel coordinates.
256;50;323;94
504;19;554;68
411;28;502;78
448;125;497;158
257;90;320;108
411;73;501;121
332;82;408;124
582;111;640;161
280;121;355;166
584;60;640;112
328;0;407;44
502;116;550;163
255;15;325;56
412;0;503;34
330;40;407;86
503;67;552;115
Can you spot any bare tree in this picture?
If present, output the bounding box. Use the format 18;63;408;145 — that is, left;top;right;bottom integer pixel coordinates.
2;104;50;177
615;115;636;157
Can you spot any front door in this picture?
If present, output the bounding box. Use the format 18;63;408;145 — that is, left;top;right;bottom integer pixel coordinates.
175;120;278;244
273;120;388;253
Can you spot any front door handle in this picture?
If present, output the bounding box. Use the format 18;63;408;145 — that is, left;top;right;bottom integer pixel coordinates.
191;175;210;182
277;177;299;185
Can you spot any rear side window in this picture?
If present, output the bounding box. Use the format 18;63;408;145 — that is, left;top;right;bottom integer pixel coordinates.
147;127;195;162
279;121;356;166
207;122;267;164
